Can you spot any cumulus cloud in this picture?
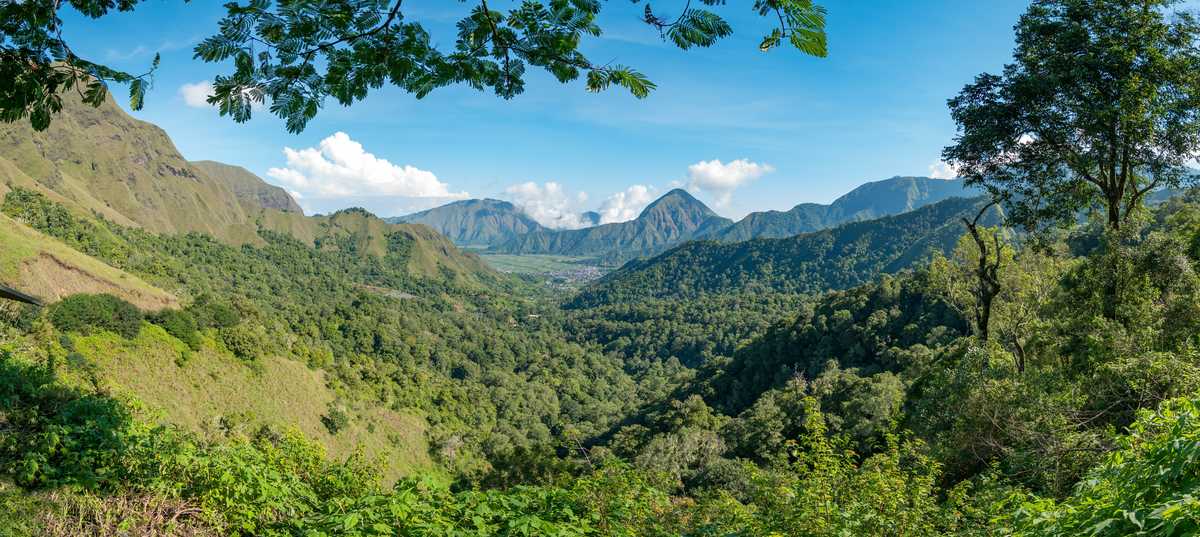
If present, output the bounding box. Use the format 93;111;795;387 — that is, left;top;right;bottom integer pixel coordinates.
597;185;657;224
267;132;467;200
504;182;591;229
503;182;659;228
928;160;959;180
179;81;214;108
686;158;773;206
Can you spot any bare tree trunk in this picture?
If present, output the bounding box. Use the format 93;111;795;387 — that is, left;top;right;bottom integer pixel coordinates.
962;201;1003;345
1010;332;1026;374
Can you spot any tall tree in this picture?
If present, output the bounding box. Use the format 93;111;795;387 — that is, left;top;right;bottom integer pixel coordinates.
961;201;1003;345
943;0;1200;232
1;0;828;133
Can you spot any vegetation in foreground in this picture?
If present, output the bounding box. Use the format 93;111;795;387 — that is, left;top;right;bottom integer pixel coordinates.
5;180;1200;535
3;0;1200;535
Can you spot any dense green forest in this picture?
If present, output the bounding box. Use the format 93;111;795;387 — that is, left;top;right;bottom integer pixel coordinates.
5;0;1200;535
5;183;1200;535
572;196;1002;306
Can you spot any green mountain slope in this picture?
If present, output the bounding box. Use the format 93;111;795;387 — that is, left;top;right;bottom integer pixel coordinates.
0;213;178;310
492;189;732;263
1;186;641;478
389;198;545;247
0;92;495;287
191;160;303;214
309;208;498;285
571;195;998;306
704;176;981;242
0;91;269;245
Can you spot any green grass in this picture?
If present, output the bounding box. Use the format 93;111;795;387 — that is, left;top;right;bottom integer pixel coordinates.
0;215;176;309
480;254;599;274
67;325;434;482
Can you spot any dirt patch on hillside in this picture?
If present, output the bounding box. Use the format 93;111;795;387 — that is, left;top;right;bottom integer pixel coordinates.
18;253;178;310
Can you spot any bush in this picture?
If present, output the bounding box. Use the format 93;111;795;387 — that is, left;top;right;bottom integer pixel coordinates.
150;309;201;350
48;294;142;339
220;324;265;361
187;294;239;329
321;405;350;435
1013;395;1200;536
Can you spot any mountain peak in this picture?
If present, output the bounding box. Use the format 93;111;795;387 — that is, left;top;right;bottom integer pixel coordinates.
491;188;730;263
639;188;715;219
389;197;544;247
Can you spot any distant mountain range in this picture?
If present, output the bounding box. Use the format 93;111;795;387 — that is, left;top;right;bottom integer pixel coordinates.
489;189;732;263
700;176;981;242
0;86;990;288
570;195;1002;306
393;175;981;264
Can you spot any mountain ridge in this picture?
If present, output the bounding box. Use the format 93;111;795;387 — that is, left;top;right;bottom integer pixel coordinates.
387;198;545;247
570;195;1000;306
191;160;304;214
490;188;733;263
0;92;496;287
702;176;981;242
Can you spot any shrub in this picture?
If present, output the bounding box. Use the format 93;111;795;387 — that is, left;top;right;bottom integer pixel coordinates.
321;405;350;435
48;294;142;339
1013;395;1200;536
220;324;265;361
186;295;239;329
150;309;201;350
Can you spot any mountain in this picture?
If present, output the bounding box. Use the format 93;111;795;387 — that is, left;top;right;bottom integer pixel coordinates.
491;188;733;263
0;91;496;287
704;176;981;242
306;207;496;284
0;91;277;245
570;195;999;306
388;198;545;247
191;160;303;214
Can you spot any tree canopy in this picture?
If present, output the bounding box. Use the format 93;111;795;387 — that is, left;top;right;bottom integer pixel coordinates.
943;0;1200;231
0;0;828;133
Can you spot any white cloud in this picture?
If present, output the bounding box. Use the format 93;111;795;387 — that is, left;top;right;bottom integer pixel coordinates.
928;160;959;180
267;132;467;200
502;182;660;228
504;181;591;229
686;158;773;207
179;81;214;108
597;185;656;224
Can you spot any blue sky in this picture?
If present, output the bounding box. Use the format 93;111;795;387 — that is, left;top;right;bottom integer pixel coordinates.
62;0;1032;223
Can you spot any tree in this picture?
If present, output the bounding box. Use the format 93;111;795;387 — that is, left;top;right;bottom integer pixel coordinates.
0;1;160;131
961;201;1004;344
943;0;1200;232
2;0;829;134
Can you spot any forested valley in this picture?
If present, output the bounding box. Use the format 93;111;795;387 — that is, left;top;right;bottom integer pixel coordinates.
5;181;1200;535
5;0;1200;535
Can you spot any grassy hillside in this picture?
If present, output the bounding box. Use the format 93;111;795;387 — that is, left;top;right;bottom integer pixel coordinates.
0;214;176;310
191;160;304;214
65;326;433;480
0;92;264;245
1;187;642;480
0;92;494;288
